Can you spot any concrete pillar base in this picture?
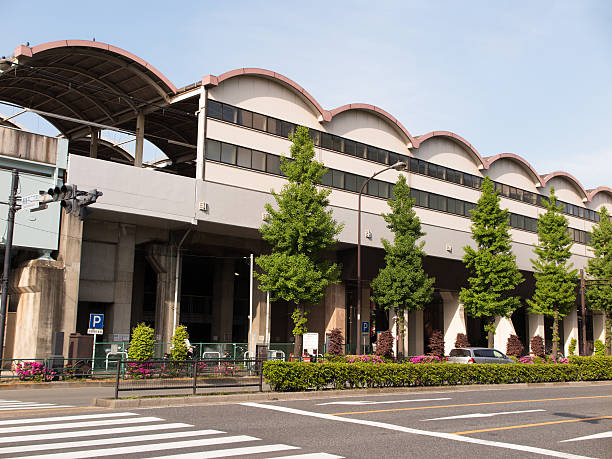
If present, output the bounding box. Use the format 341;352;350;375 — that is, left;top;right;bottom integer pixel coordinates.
563;307;578;357
493;316;517;353
528;314;545;353
441;291;466;356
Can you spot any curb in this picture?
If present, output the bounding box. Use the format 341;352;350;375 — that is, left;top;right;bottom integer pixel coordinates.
94;380;612;409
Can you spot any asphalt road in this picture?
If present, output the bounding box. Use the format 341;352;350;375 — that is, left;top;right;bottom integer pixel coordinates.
0;384;610;458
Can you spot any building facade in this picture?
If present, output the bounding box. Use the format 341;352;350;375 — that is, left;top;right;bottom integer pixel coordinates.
0;40;610;360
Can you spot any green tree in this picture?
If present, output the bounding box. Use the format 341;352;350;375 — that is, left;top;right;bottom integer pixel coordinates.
586;206;612;354
255;126;343;355
527;188;578;356
371;175;434;346
460;176;524;347
171;325;190;360
128;323;155;361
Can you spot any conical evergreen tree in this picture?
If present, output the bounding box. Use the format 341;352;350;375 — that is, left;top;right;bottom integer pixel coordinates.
460;176;524;347
586;206;612;354
371;175;435;345
527;188;578;356
255;126;343;355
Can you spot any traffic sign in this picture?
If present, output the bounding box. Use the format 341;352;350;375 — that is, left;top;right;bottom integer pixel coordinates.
361;321;369;333
88;313;104;335
21;193;41;210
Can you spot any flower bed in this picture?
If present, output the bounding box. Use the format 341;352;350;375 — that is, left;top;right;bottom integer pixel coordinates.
262;356;612;391
12;361;55;382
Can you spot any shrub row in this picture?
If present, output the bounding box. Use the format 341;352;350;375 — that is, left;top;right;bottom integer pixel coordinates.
262;357;612;391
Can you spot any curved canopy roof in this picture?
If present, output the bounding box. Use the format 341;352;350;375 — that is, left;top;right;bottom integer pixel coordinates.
0;40;197;162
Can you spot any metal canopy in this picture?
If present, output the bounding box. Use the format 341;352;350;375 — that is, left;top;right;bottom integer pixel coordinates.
0;41;198;163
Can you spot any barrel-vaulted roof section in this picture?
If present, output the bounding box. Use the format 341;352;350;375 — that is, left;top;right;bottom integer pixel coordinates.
0;40;198;162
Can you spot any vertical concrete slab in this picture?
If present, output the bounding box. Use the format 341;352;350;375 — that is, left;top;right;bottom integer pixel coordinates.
324;283;346;346
212;259;234;342
109;224;135;339
493;316;517;353
528;314;545;353
58;212;83;356
563;306;578;356
592;313;606;355
390;307;397;357
148;243;176;344
408;309;424;355
441;291;466;356
134;112;144;167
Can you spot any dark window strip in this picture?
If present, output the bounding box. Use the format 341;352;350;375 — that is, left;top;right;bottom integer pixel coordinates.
205;138;590;246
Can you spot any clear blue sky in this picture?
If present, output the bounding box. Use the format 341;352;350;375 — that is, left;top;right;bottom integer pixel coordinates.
1;1;610;189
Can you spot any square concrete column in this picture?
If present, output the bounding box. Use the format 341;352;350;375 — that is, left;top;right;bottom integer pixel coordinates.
390;307;398;357
408;309;424;355
528;314;545;353
493;316;517;353
592;313;607;355
108;224;135;339
441;291;467;356
248;281;268;354
563;307;578;356
324;283;346;349
134;112;145;167
212;259;234;342
195;88;207;181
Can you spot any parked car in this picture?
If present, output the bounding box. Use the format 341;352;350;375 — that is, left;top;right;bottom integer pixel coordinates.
447;347;515;364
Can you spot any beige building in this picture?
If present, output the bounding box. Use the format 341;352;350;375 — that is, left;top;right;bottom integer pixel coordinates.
0;40;610;360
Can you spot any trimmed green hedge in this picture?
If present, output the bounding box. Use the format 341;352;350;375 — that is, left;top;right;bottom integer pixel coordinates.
263;357;612;391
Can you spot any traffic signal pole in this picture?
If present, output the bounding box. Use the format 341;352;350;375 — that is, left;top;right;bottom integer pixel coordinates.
0;169;19;361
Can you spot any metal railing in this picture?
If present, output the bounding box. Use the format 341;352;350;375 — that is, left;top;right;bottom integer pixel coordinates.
0;358;118;380
114;358;264;398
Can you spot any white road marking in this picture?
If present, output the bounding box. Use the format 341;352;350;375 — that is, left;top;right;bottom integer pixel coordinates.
0;411;138;425
272;454;344;458
423;409;545;421
153;444;300;458
0;399;73;409
241;402;595;459
0;429;224;454
17;435;259;458
561;431;612;442
0;422;193;443
0;416;164;434
317;397;451;406
0;404;73;410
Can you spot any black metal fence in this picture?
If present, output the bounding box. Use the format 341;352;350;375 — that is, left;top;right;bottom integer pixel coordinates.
114;358;264;398
0;358;115;381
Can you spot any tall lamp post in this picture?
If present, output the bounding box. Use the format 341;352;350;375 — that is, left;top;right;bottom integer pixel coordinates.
356;161;407;355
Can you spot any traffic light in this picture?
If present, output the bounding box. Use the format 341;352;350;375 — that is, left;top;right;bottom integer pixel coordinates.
43;185;103;219
47;184;77;202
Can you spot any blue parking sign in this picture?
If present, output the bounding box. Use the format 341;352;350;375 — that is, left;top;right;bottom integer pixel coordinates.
361;321;369;333
89;313;104;330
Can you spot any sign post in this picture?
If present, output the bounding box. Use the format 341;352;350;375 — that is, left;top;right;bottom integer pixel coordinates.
88;314;104;371
361;322;369;354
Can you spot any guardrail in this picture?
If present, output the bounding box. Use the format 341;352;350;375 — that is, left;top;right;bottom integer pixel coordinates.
114;358;264;398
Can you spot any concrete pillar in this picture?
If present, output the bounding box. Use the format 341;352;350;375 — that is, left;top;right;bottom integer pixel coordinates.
493;316;517;353
196;88;207;181
408;309;424;355
401;310;409;357
441;291;466;356
324;283;346;351
212;259;234;342
10;259;64;359
147;244;176;344
134;112;145;167
89;127;99;159
57;212;84;357
360;286;371;352
563;306;578;356
528;314;545;353
107;224;135;340
593;313;606;355
249;281;268;354
390;307;398;357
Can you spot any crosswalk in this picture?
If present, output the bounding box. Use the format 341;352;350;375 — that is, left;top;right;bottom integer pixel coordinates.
0;399;73;411
0;411;343;458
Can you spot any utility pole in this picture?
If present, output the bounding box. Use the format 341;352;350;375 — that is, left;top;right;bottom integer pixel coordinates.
0;169;19;361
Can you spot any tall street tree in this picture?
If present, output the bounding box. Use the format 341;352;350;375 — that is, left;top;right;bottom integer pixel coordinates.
371;175;434;348
255;126;343;356
460;176;524;347
527;188;578;356
586;206;612;354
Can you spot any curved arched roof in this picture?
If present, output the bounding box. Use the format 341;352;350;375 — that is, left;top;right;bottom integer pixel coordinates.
587;186;612;202
414;131;485;167
483;153;544;187
69;136;134;164
540;171;588;201
0;113;26;130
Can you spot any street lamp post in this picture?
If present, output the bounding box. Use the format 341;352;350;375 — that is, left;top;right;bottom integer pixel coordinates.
356;161;407;355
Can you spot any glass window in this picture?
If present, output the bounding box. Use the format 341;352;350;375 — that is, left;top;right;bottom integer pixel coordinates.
500;184;509;197
237;147;251;168
355;143;367;158
222;105;237;123
309;130;321;146
579;230;586;244
252;113;266;131
207;100;223;119
355;176;366;193
509;187;519;200
449;349;470;357
410;189;419;202
455;200;464;216
344;140;356;156
281;121;295;138
332;136;344;152
332;170;345;189
492;350;505;359
221;143;236;164
473;177;482;189
378;182;389;199
237;109;252;128
418;160;427;175
389;152;399;166
465;202;475;216
345;173;357;192
463;174;473;188
517;215;525;229
595;212;600;222
438;196;447;212
367;146;378;162
205;139;221;161
427;164;437;178
418;190;428;208
252;150;266;171
437;166;446;180
429;194;438;210
523;191;534;204
321;170;332;187
410;158;419;173
447;198;455;214
368;180;379;197
267;117;280;136
266;154;281;175
321;133;333;150
379;150;389;165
